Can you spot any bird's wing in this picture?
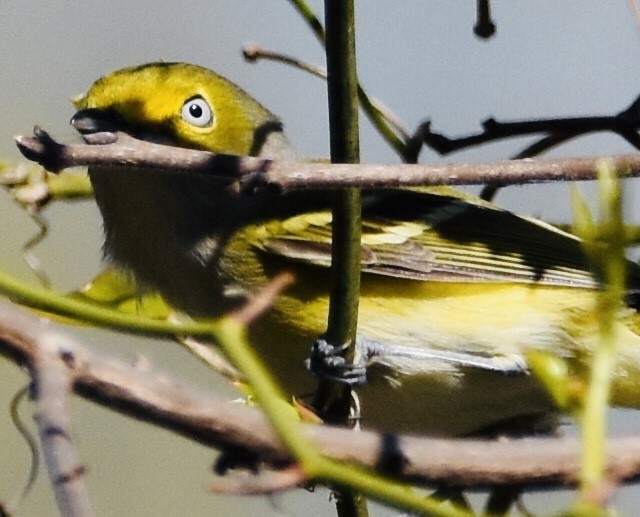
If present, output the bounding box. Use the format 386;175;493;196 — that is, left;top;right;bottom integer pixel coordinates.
253;189;614;290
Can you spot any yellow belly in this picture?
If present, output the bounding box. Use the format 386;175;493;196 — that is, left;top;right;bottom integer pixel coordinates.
247;277;627;435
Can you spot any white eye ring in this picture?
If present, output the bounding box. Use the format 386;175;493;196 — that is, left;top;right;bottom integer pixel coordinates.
181;96;213;127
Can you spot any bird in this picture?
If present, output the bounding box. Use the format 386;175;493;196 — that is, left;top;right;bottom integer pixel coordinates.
69;61;640;435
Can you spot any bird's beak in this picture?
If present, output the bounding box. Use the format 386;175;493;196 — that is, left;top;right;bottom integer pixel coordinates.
71;108;177;146
70;108;132;135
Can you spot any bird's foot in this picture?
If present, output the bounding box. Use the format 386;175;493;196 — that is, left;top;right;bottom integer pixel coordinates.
305;338;368;386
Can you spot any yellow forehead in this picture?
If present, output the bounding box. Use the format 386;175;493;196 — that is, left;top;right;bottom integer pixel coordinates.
78;63;235;129
74;62;277;155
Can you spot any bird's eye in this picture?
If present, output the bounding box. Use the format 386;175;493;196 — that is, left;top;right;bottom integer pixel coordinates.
181;96;213;127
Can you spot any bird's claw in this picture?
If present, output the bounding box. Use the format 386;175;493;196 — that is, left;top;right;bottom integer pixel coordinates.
305;339;368;386
15;126;66;172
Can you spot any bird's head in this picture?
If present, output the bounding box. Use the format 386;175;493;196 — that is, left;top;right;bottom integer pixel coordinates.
71;62;286;157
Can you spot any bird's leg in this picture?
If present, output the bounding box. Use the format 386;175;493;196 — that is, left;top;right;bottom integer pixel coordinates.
306;338;368;386
306;335;529;385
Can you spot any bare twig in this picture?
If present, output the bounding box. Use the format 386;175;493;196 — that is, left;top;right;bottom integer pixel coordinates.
420;95;640;156
4;301;640;490
209;465;306;495
231;272;294;326
31;332;95;516
628;0;640;29
15;128;640;193
177;335;242;382
7;385;39;514
243;44;327;80
242;43;409;154
474;0;496;39
14;127;266;181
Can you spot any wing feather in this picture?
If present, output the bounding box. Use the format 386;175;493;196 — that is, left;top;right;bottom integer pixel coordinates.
252;190;640;291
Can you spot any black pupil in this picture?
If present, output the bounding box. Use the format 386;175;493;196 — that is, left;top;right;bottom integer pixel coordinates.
189;103;203;118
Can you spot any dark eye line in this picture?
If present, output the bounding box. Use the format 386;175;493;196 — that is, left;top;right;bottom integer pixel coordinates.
184;94;204;104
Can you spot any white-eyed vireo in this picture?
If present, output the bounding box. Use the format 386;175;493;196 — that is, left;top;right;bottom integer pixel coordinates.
69;62;640;435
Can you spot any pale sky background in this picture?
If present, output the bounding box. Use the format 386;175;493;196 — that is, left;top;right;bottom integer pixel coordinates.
2;2;640;515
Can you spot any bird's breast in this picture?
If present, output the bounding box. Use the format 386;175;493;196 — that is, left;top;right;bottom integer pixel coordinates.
88;166;235;315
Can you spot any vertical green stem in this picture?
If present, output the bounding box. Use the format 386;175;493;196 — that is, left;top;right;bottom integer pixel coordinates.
286;0;409;159
313;0;362;424
317;1;366;516
325;0;360;166
288;0;326;43
326;189;361;349
580;322;616;488
574;164;625;506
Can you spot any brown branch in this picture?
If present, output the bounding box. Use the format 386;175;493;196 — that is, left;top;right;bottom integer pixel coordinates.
419;95;640;155
14;127;267;182
209;465;306;495
3;301;640;492
6;312;95;516
32;349;95;517
0;301;287;460
15;128;640;195
230;272;295;326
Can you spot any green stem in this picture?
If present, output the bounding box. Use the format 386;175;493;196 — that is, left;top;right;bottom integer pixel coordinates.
576;164;626;501
580;320;616;488
0;268;215;336
285;0;408;159
324;0;360;166
288;0;325;43
213;319;318;464
0;266;476;516
311;0;362;426
213;318;472;517
325;190;361;349
318;2;365;516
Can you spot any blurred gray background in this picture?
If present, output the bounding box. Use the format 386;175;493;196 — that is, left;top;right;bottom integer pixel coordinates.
1;1;640;515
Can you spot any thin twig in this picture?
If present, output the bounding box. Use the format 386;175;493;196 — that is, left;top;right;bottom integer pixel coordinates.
241;43;409;154
287;0;326;43
15;129;640;193
231;272;295;326
284;0;409;160
4;301;640;489
7;385;39;514
421;95;640;156
243;44;327;79
474;0;496;39
629;0;640;29
32;333;95;516
209;465;306;495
